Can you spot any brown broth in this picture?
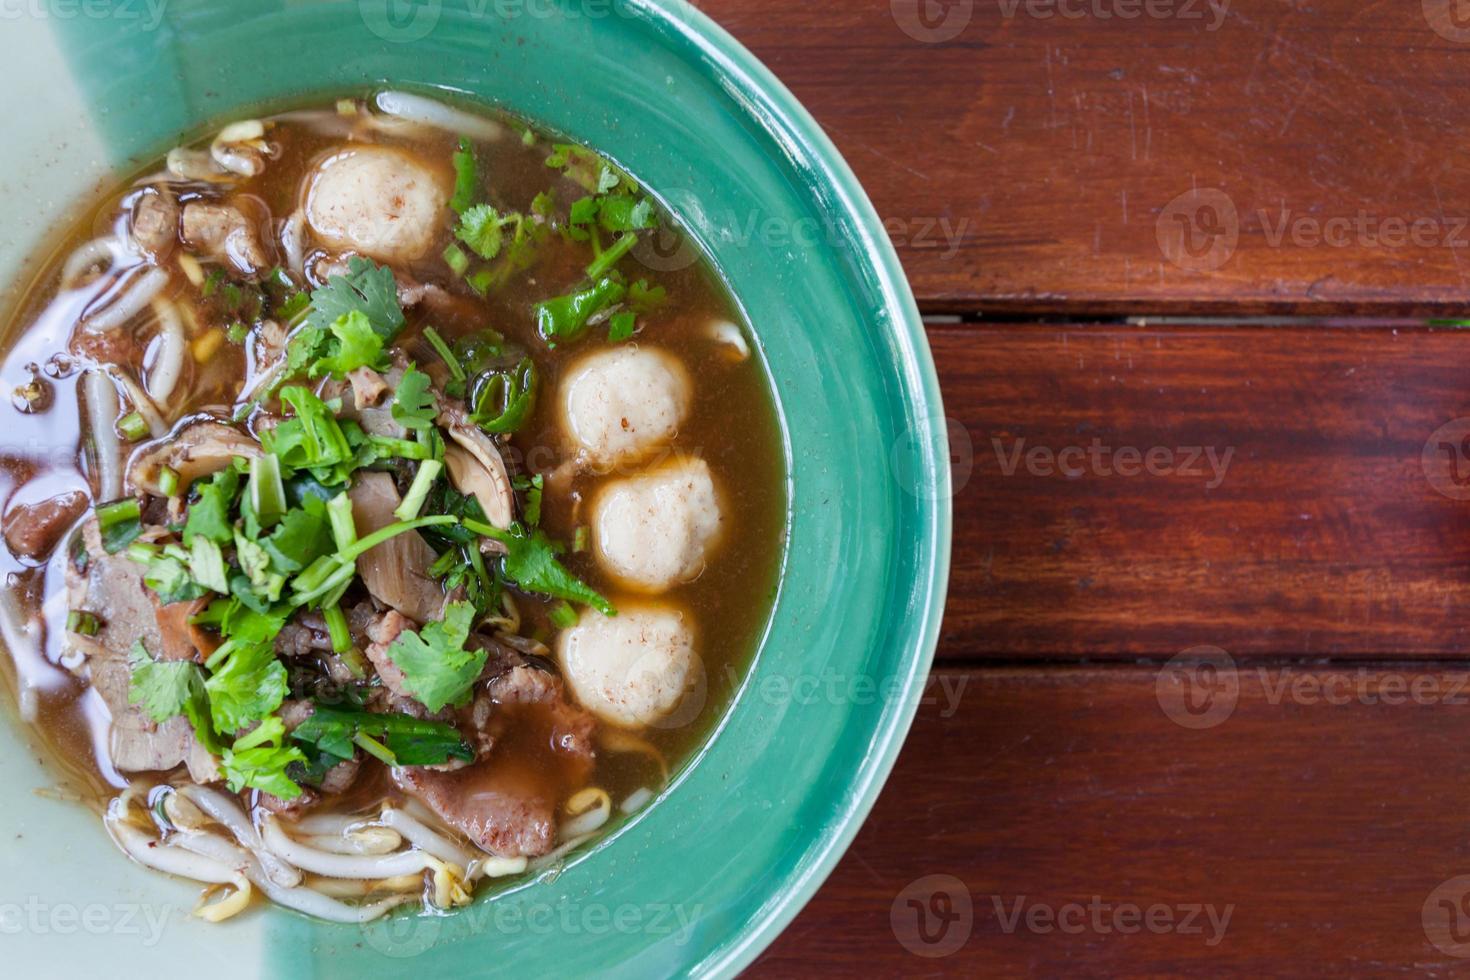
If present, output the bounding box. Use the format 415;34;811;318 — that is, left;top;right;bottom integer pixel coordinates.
0;95;787;843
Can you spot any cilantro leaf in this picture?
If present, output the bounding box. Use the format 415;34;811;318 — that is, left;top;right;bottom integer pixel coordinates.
127;642;222;755
262;387;354;482
128;642;204;722
607;311;636;343
384;601;486;712
304;257;405;341
183;466;241;546
392;366;439;432
143;553;208;605
220;717;305;799
456;204;519;261
205;640;288;736
474;523;615;615
311;310;387;379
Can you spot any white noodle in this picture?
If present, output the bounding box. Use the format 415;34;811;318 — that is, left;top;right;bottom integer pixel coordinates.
281;210;307;281
176;785;301;888
0;590;40;722
82;266;169;333
104;367;166;437
106;808;239;886
178;830;414;923
379;807;477;869
373;91;504;141
620;787;655;814
289;812;377;836
260;815;436;878
61;237;123;288
146;299;186;406
303;828;403;856
82;369;122;499
560;788;611;840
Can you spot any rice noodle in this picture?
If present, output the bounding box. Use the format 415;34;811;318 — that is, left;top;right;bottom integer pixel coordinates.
561;788;612;840
103;366;166;437
176;785;301;888
620;787;655;814
379;806;477;869
289;812;378;837
106;802;239;886
373;91;504;141
82;369;122;499
260;814;436;878
178;829;413;923
146;299;187;406
61;237;124;289
302;827;403;856
82;266;169;333
281;210;307;281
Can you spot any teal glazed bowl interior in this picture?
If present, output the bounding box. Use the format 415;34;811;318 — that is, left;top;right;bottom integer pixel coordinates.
0;1;950;976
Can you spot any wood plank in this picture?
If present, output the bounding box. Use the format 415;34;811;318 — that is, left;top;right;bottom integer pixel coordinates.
703;0;1470;315
933;322;1470;657
751;667;1470;976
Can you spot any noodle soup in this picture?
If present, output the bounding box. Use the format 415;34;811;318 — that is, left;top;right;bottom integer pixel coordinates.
0;91;783;922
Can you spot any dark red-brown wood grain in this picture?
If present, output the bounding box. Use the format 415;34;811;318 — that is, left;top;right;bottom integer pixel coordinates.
682;0;1470;975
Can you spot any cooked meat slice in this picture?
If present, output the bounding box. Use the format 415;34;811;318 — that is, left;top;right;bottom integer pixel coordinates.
305;146;449;262
348;473;444;624
559;346;691;467
3;489;88;561
65;521;216;779
592;457;722;592
257;787;320;816
129;186;179;260
127;420;260;496
482;664;596;780
363;608;414;699
392;762;556;858
181;201;270;277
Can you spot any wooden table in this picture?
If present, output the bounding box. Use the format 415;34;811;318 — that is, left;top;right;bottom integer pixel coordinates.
698;1;1470;974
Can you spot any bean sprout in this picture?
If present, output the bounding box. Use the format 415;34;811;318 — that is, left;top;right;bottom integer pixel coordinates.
560;788;612;839
175;785;301;888
145;299;186;406
103;366;166;437
82;369;122;499
105;798;239;886
372;91;504;141
380;806;477;869
61;237;124;289
82;266;169;333
260;815;438;879
302;828;403;856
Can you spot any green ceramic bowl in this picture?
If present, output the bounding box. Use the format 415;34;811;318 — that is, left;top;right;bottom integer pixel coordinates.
0;1;950;975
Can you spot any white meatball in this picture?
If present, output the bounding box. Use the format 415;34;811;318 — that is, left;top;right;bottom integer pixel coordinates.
593;458;722;592
558;606;696;729
560;347;690;466
306;147;447;262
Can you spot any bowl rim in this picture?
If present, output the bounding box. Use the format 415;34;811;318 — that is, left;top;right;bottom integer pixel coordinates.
633;1;954;974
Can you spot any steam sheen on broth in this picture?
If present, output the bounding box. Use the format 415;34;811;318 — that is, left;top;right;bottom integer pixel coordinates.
0;92;783;922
